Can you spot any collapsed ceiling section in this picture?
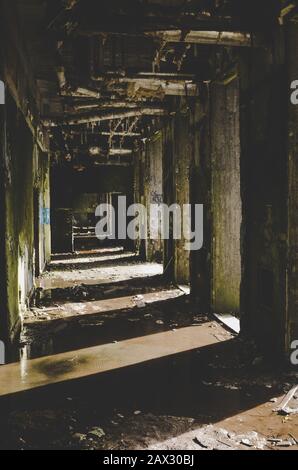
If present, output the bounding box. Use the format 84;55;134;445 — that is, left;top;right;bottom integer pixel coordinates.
17;0;295;169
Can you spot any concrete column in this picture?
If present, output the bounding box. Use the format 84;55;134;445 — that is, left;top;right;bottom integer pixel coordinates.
133;148;146;258
286;20;298;354
173;99;192;284
144;132;163;263
210;79;242;313
239;29;288;356
190;84;212;311
163;119;175;279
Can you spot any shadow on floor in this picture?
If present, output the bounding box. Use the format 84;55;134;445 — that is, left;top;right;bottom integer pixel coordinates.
0;248;296;450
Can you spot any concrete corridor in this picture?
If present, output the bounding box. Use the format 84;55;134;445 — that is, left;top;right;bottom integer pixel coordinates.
0;0;298;452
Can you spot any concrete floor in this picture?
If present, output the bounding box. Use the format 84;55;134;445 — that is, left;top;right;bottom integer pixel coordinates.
0;248;297;450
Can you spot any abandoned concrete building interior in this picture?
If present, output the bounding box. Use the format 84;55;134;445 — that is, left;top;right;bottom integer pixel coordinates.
0;0;297;452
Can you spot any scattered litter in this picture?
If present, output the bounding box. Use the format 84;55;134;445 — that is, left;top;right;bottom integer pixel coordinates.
241;438;253;447
193;426;238;450
274;385;298;415
178;285;191;296
193;438;209;449
194;428;267;450
156;320;164;325
235;432;267;450
267;438;282;444
289;433;298;445
134;411;142;416
133;295;146;308
72;433;87;442
275;439;296;448
87;427;106;439
213;313;240;334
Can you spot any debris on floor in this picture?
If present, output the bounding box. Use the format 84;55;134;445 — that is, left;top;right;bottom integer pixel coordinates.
274;385;298;415
1;250;297;451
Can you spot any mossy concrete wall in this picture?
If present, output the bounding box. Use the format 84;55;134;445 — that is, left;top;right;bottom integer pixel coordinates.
4;95;35;337
0;1;51;345
210;79;242;313
34;149;51;275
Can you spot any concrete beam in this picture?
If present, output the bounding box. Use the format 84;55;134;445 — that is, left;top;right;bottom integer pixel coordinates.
145;30;252;47
44;107;167;127
100;132;141;137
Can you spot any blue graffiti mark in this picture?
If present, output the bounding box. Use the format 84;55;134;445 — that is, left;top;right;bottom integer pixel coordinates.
40;208;50;225
0;80;5;105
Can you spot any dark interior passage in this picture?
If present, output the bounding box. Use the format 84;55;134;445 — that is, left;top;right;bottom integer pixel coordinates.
0;0;297;451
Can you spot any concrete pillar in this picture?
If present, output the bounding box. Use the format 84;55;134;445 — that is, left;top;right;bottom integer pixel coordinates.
173;99;192;284
144;132;163;263
133;148;146;258
286;20;298;355
163;119;175;279
190;84;212;310
239;29;288;356
210;79;242;313
163;99;196;285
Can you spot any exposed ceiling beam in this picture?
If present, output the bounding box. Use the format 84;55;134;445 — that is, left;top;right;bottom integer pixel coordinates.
100;132;141;137
95;78;199;97
44;107;167;127
145;30;252;47
71;101;154;111
109;149;133;156
92;72;196;81
61;86;101;98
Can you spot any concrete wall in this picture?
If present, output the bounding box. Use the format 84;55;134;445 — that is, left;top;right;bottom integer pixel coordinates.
4;95;35;336
210;79;242;313
0;2;51;344
34;149;51;275
286;20;298;353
